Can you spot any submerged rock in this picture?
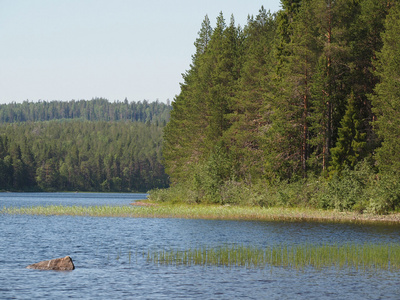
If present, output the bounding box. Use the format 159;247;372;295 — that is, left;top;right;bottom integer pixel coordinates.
27;256;75;271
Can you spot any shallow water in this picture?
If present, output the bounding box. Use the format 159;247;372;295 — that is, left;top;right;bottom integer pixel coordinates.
0;192;146;207
1;193;400;299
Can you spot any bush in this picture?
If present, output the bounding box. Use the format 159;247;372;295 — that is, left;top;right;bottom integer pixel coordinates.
367;173;400;214
316;161;375;212
148;182;197;204
150;160;400;215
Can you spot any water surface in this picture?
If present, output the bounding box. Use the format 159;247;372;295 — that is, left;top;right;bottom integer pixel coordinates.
1;193;400;299
0;192;146;208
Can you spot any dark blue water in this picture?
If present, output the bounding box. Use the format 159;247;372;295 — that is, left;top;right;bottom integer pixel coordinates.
1;193;400;299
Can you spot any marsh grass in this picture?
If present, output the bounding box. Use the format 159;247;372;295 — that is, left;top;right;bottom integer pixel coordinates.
146;243;400;272
2;203;400;224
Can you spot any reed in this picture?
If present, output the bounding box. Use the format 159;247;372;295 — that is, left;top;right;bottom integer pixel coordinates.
1;205;137;217
2;203;400;224
146;243;400;272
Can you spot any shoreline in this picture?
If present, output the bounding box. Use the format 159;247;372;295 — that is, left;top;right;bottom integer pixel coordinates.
2;201;400;225
132;201;400;224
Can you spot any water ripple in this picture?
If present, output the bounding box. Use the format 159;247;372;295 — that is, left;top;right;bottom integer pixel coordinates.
1;193;400;299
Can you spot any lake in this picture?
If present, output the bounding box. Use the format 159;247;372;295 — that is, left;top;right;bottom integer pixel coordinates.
1;193;400;299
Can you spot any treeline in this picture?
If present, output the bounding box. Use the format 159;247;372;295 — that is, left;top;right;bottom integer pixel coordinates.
0;120;169;192
157;1;400;213
0;98;171;125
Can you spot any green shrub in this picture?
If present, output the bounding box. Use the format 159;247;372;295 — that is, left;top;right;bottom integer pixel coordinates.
315;161;376;212
367;173;400;214
150;160;400;215
148;182;197;204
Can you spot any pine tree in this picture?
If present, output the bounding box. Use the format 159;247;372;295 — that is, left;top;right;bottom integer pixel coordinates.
163;16;213;183
201;13;241;147
275;0;302;67
224;7;276;182
307;0;359;174
371;2;400;174
329;92;366;175
350;0;393;154
265;0;319;179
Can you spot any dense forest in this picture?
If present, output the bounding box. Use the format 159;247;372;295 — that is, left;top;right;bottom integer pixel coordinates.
0;98;171;125
0;100;171;192
155;0;400;213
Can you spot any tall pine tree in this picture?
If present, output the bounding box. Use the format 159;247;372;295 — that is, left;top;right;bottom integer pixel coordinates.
163;16;213;183
371;2;400;174
224;7;276;182
329;92;366;175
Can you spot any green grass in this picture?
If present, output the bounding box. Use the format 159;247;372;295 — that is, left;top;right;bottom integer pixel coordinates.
1;205;137;217
2;202;400;224
146;243;400;271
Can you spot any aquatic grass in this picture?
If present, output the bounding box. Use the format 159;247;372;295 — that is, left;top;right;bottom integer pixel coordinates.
146;243;400;272
2;203;400;224
1;205;139;218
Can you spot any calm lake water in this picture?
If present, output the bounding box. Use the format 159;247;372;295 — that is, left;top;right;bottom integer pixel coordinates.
1;193;400;299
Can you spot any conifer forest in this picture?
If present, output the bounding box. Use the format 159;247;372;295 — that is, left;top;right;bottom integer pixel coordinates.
159;0;400;213
0;99;171;192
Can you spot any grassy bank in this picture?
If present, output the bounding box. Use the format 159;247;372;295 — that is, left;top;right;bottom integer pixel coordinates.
147;243;400;271
148;163;400;215
2;202;400;224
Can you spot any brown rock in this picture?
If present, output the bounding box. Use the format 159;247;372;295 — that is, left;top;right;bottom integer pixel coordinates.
27;256;75;271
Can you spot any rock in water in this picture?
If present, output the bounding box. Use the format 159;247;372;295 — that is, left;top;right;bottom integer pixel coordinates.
27;256;75;271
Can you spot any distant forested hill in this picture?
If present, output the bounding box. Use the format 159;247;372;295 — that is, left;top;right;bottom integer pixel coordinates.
0;120;169;192
0;98;171;125
0;99;172;192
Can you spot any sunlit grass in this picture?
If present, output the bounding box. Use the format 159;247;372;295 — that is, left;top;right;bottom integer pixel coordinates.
1;205;138;217
146;243;400;272
2;203;400;224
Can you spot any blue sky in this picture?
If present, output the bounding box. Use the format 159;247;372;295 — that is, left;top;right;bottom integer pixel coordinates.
0;0;281;104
